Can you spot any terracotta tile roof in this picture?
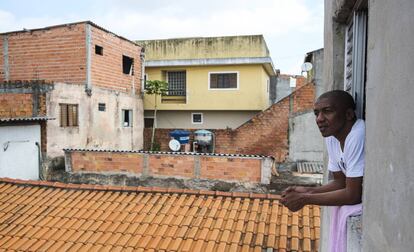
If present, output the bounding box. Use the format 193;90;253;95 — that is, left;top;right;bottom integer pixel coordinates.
0;178;320;251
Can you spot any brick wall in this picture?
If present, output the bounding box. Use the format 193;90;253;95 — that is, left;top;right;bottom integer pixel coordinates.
66;150;271;184
1;24;87;84
143;82;316;162
0;81;52;118
90;26;142;93
1;22;142;94
0;93;33;117
71;151;144;174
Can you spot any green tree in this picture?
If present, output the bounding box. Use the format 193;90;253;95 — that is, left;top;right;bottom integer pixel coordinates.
145;80;168;150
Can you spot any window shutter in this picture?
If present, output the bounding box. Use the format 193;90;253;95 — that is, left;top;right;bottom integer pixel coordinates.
344;11;367;119
60;104;68;127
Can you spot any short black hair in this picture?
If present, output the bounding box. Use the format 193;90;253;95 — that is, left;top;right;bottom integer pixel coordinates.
317;90;356;111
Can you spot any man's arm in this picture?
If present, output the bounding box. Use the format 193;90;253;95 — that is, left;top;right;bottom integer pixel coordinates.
281;172;363;211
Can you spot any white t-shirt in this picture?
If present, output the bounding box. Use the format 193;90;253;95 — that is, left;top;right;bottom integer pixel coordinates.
326;119;365;177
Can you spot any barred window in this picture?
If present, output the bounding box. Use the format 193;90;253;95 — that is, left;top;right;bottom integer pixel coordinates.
60;104;78;127
209;72;238;89
167;71;186;96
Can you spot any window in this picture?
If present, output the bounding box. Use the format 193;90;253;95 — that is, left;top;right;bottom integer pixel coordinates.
209;72;239;89
122;109;133;127
143;74;148;90
144;117;154;128
167;71;186;96
192;113;203;124
95;45;103;55
98;103;106;112
344;10;367;119
60;104;78;127
122;55;134;75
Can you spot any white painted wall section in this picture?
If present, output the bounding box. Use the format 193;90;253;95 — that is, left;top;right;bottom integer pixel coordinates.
0;125;40;180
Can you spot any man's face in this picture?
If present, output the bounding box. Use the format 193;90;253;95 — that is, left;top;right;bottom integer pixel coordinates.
313;97;347;138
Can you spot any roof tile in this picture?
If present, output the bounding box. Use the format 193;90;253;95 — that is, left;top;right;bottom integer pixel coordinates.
0;179;320;251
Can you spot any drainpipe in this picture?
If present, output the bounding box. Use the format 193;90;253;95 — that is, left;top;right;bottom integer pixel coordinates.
35;142;44;180
85;23;92;96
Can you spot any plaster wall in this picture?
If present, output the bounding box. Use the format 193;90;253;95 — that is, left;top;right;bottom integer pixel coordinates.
289;112;323;162
144;110;258;129
362;0;414;251
138;35;269;60
144;64;270;111
47;83;144;158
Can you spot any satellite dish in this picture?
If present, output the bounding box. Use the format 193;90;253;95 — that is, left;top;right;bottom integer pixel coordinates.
168;139;181;151
301;62;313;72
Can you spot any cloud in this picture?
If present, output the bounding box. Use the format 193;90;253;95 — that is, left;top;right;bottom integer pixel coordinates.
0;0;323;74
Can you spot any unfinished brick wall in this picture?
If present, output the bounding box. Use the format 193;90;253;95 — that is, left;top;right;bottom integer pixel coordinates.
199;156;261;182
70;151;144;174
90;26;142;93
143;82;316;162
0;93;33;117
66;150;270;183
1;22;142;94
0;81;52;118
292;80;315;114
149;155;195;178
1;24;87;84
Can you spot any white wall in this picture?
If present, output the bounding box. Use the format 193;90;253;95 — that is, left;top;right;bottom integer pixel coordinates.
0;124;40;180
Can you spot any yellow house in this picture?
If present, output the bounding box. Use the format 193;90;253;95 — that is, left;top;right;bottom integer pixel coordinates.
137;35;276;129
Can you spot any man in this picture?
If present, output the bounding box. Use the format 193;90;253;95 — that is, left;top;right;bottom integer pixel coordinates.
281;90;365;252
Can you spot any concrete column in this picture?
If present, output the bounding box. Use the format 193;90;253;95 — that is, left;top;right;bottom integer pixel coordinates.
194;156;201;179
2;36;9;81
142;154;149;176
64;151;72;172
85;23;92;95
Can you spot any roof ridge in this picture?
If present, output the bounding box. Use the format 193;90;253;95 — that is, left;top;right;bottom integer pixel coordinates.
0;178;281;200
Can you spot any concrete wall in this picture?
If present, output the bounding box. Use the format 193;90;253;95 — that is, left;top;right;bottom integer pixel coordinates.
66;149;272;184
323;0;414;251
144;110;258;129
362;0;414;251
144;64;270;111
47;83;143;158
138;35;270;60
289;112;324;162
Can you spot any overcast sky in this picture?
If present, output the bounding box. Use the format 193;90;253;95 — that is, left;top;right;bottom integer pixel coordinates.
0;0;323;74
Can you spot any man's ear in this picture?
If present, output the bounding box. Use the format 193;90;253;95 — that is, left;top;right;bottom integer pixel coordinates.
345;108;355;121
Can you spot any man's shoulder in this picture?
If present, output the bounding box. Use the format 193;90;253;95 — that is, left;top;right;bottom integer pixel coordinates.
350;119;365;139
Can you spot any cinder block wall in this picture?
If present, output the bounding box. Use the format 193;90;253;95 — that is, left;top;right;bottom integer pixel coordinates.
66;150;270;184
144;82;315;162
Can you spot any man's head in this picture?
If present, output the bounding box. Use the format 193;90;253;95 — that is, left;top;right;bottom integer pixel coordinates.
313;90;356;139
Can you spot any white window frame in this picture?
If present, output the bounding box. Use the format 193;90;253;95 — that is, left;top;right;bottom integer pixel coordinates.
208;71;239;90
191;113;203;124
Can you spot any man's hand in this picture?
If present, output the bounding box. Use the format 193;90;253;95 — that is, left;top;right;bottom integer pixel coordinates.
280;190;307;212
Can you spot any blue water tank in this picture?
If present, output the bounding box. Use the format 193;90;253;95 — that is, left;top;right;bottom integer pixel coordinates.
169;130;190;144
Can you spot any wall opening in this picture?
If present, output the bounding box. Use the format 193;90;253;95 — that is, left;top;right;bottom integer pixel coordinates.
122;55;134;75
95;45;103;55
122;109;133;127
